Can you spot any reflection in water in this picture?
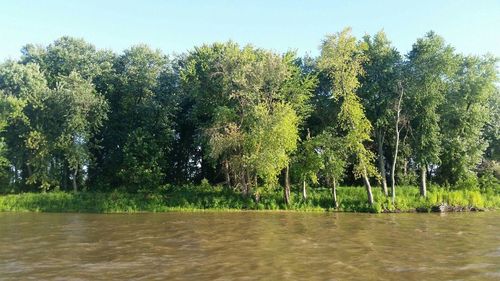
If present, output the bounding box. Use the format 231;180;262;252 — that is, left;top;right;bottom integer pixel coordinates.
0;212;499;280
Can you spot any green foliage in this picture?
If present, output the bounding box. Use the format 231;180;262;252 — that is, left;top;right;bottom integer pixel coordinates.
183;42;314;190
52;72;108;187
292;134;324;185
484;89;500;161
406;32;456;167
359;31;401;130
317;27;378;202
0;94;22;188
245;103;299;184
1;185;498;213
0;31;498;203
120;128;165;192
438;55;498;184
97;44;176;191
477;162;500;194
21;36;114;87
315;131;348;184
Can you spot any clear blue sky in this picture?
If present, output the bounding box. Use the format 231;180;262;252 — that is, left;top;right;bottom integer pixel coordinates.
1;0;499;59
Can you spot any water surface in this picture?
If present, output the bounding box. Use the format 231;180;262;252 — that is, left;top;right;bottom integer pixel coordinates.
1;212;499;280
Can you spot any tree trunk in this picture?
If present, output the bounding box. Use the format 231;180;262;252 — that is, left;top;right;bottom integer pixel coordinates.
283;165;291;205
332;178;338;209
224;160;231;188
391;83;404;204
27;164;33;178
231;170;237;190
246;170;252;196
72;168;78;193
420;165;427;197
63;164;70;190
302;179;307;200
362;168;374;205
377;131;388;196
241;171;248;196
390;128;399;204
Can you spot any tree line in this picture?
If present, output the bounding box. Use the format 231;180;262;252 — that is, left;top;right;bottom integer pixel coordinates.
0;28;498;206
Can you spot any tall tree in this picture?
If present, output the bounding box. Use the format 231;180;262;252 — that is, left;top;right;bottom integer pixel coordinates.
0;62;51;190
21;36;114;88
292;131;324;201
98;45;176;191
406;31;456;197
18;37;116;191
318;28;378;205
182;43;315;203
0;93;25;190
49;72;108;192
484;88;500;162
438;55;498;185
359;31;401;196
318;132;348;208
390;80;406;203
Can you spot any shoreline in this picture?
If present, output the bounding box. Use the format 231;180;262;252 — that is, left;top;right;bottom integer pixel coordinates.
0;207;495;214
1;188;498;214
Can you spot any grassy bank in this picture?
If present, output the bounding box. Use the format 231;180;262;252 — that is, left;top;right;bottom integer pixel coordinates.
0;185;499;213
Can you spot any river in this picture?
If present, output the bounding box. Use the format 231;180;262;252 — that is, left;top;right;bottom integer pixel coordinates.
0;212;499;280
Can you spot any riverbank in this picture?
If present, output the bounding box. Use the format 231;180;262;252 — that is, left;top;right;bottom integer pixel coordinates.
0;185;499;213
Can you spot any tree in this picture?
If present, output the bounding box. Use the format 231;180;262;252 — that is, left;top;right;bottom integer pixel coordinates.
178;42;237;184
359;31;401;196
317;132;348;208
49;72;108;192
21;36;114;88
98;45;176;191
245;102;300;202
438;55;498;185
318;28;378;205
406;31;456;197
16;37;115;191
0;93;25;190
1;32;498;205
0;62;51;190
484;88;500;162
182;42;315;203
292;131;324;200
390;80;406;203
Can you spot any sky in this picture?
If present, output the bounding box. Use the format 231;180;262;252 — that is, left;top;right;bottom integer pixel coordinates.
0;0;499;60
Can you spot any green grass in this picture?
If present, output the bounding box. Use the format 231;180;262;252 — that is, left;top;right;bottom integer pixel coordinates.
0;185;499;213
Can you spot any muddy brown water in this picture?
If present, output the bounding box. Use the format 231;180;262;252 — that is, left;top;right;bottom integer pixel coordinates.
0;212;499;280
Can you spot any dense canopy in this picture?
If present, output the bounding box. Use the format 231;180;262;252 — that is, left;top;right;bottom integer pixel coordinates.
0;29;498;207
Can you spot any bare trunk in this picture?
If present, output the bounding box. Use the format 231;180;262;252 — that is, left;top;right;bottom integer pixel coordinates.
231;170;237;190
332;178;338;209
72;168;78;193
12;166;16;184
283;165;291;205
420;165;427;197
391;82;404;204
362;168;374;205
27;164;33;178
377;131;388;196
241;171;248;196
301;178;307;200
390;128;399;204
246;170;252;196
224;160;231;188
